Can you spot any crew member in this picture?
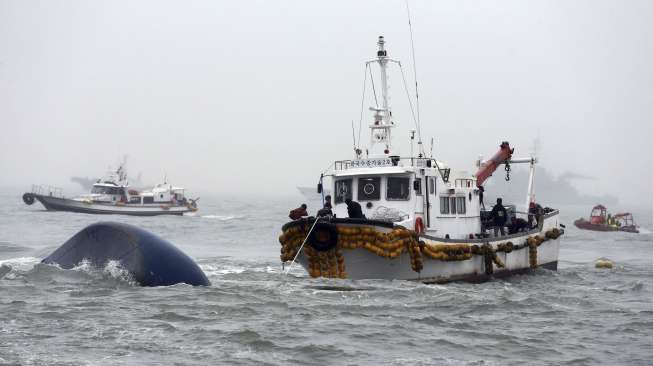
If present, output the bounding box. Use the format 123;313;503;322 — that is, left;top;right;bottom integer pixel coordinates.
317;196;334;218
490;198;507;236
289;204;308;220
478;186;485;210
345;198;365;219
324;195;332;209
528;202;537;228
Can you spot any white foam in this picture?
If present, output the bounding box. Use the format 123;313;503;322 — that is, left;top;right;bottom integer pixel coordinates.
69;258;135;283
201;214;246;221
0;257;40;271
200;263;246;275
71;258;93;272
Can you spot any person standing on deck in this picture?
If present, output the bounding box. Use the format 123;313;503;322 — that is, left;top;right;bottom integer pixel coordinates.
490;198;507;236
345;198;365;219
323;195;332;209
317;195;334;218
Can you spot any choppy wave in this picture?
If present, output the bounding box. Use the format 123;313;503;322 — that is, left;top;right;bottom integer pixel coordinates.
2;196;653;365
0;256;39;270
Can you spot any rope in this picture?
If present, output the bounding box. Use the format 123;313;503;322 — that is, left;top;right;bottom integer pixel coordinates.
357;64;368;149
284;218;320;276
404;0;422;141
368;64;379;108
398;63;420;135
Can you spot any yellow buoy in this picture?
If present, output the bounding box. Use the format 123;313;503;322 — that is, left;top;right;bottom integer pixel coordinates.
595;259;614;269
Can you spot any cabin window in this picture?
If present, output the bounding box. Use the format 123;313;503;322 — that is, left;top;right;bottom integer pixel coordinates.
414;178;422;196
91;186;122;195
334;179;352;204
429;178;435;195
387;177;410;200
358;177;380;201
129;196;141;204
450;197;457;214
440;196;449;214
143;197;154;204
456;197;466;214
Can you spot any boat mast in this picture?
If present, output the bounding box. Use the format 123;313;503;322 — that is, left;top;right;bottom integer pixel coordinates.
368;36;395;157
525;158;536;211
379;37;390;119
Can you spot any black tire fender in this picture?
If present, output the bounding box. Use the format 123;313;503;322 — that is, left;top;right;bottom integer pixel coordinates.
22;193;35;205
308;222;338;252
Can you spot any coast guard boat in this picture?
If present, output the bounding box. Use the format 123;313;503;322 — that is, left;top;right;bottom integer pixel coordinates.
22;164;197;216
278;36;563;283
574;205;639;233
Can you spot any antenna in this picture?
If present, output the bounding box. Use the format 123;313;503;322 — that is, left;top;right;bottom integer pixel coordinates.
351;120;358;157
404;0;424;155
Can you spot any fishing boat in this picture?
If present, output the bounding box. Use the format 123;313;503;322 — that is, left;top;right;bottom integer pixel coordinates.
22;164;198;216
278;36;563;283
574;205;639;233
297;186;331;203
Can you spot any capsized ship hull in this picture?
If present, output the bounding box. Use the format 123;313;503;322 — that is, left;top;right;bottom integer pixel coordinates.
280;211;562;283
28;194;193;216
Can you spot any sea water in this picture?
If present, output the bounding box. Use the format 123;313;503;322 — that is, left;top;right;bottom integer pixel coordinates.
1;190;652;365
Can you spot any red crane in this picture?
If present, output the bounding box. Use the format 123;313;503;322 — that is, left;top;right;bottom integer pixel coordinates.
475;142;514;187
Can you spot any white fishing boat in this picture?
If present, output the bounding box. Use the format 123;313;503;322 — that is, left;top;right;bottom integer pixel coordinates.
279;36;563;283
297;186;331;203
23;164;198;216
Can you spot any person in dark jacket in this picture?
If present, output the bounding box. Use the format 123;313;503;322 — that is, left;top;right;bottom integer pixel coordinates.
490;198;507;236
316;207;333;218
316;195;334;217
289;204;308;220
324;195;332;209
345;198;365;219
478;186;485;210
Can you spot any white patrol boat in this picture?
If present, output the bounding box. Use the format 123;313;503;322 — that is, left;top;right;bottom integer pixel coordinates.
279;36;563;283
22;164;198;216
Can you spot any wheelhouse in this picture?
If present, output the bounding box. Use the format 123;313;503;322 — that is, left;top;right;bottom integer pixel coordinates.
329;158;482;239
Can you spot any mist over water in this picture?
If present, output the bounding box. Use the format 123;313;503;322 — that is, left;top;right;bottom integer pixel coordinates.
1;191;652;365
2;0;653;204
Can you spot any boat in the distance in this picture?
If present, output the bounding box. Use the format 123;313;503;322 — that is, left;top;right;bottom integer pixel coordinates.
297;186;331;203
278;36;563;283
574;205;639;233
22;164;198;216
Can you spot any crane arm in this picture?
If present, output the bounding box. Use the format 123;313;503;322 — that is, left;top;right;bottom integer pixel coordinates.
475;141;514;187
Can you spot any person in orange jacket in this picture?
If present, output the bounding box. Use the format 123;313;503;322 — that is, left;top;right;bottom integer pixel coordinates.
289;204;308;220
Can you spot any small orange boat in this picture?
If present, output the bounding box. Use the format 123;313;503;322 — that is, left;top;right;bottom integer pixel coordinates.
574;205;639;233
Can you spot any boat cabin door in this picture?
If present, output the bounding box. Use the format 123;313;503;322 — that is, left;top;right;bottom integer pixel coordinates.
424;175;436;229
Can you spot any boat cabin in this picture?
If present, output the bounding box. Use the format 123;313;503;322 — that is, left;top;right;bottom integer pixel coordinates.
589;205;607;225
90;182;127;203
329;157;481;239
613;213;635;227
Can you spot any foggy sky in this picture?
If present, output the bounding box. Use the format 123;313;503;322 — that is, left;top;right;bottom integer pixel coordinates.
1;0;652;206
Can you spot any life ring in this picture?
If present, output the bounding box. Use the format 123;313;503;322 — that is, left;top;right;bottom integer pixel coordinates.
308;222;338;252
22;193;35;205
414;217;425;234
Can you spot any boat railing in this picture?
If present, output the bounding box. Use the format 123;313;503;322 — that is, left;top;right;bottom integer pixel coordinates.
333;157;451;182
31;184;64;198
333;157;444;170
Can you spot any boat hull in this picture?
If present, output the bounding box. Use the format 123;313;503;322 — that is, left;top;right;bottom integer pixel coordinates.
283;211;562;283
574;219;639;233
30;194;193;216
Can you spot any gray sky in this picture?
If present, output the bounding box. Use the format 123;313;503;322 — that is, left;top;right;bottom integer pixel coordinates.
1;0;652;205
